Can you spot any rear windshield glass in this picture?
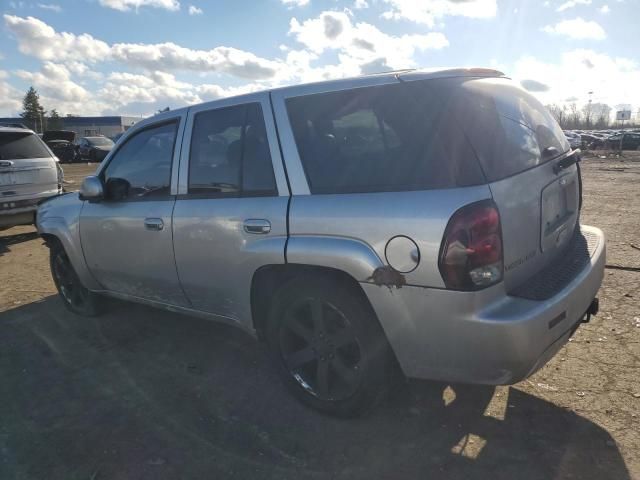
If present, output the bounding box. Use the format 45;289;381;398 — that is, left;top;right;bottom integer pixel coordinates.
454;77;570;182
0;131;51;160
286;81;485;194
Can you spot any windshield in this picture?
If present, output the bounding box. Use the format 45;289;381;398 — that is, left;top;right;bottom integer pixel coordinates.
0;131;51;159
87;137;114;147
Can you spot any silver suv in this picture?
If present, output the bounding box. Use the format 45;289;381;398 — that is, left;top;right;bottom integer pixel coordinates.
1;126;63;229
37;69;605;416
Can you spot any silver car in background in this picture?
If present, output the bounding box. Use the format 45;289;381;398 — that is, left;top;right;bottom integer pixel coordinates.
1;126;62;229
37;68;605;416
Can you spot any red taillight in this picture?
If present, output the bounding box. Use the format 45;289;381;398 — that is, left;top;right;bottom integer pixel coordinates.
438;200;503;290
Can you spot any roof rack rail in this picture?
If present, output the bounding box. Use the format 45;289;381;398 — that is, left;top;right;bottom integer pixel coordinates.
0;123;29;129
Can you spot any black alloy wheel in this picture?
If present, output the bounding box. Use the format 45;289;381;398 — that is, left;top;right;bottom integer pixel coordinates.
267;276;392;417
50;242;102;316
279;296;363;401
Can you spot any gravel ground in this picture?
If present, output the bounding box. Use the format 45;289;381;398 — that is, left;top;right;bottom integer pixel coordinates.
0;158;638;480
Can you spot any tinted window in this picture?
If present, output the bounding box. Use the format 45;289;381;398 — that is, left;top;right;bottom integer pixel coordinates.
0;132;51;160
455;77;570;181
286;82;484;194
188;103;276;196
103;121;177;200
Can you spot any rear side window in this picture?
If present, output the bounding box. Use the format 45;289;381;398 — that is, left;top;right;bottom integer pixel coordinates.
0;132;51;160
286;82;485;194
188;103;276;196
455;77;570;182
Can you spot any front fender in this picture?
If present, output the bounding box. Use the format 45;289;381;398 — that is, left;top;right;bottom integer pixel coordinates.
37;197;101;291
286;235;384;282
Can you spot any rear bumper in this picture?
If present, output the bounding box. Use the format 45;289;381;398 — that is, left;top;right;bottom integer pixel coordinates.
0;190;61;227
363;225;606;384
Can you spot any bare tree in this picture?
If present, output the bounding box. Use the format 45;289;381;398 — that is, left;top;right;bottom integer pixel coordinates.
590;103;611;129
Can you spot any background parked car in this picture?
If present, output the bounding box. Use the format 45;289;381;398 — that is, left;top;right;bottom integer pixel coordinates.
0;126;62;228
580;133;606;150
604;132;640;151
564;131;582;149
76;136;114;162
43;130;76;163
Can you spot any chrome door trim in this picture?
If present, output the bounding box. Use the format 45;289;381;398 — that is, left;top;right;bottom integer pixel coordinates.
178;92;289;197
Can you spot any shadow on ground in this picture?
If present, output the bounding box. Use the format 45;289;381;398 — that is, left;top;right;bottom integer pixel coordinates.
0;297;630;480
0;230;40;256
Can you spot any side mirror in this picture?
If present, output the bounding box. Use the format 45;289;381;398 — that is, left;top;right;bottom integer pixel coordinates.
79;176;104;202
105;177;130;201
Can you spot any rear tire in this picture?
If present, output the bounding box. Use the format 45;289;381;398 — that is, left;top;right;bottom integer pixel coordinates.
266;275;393;417
49;240;103;317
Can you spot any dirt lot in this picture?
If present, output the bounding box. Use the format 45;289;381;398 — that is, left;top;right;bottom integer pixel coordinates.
1;158;639;480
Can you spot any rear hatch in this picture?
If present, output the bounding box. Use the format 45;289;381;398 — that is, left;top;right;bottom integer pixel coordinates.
0;130;59;199
449;77;578;291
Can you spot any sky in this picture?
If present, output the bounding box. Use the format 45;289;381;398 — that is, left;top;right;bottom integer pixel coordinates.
0;0;638;118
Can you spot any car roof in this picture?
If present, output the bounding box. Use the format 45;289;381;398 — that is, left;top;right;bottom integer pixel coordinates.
0;126;36;134
150;67;507;119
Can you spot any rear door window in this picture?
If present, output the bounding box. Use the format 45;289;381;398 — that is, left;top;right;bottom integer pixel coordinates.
0;132;51;159
285;82;485;194
188;103;277;196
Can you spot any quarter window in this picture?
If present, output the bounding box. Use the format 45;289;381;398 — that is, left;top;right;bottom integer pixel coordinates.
286;82;485;194
188;103;276;196
102;121;177;200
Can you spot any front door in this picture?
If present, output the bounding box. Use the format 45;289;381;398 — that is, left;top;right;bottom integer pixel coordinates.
172;94;289;326
80;117;189;306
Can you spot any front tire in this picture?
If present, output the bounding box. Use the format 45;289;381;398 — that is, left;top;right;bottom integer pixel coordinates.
49;241;102;316
266;275;393;417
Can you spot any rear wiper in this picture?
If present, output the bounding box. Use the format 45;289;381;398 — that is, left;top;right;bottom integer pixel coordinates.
552;149;580;174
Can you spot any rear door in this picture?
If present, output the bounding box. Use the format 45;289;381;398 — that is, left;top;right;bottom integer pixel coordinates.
451;77;578;291
172;93;289;326
0;130;59;200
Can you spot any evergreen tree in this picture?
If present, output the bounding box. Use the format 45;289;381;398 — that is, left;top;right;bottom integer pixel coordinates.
20;87;47;132
48;109;64;130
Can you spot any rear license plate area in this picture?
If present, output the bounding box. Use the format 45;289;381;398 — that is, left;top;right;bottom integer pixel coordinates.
541;174;578;252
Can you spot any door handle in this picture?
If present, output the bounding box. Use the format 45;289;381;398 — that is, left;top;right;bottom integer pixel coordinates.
144;218;164;231
243;219;271;234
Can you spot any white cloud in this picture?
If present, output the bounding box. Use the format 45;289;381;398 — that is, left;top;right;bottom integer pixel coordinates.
15;62;90;103
110;43;281;79
188;5;202;15
289;10;448;75
281;0;310;8
0;71;22;115
600;5;610;13
4;15;110;62
354;0;369;8
542;17;606;40
556;0;591;12
37;3;62;12
513;50;640;108
381;0;497;27
98;0;180;11
4;15;282;80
